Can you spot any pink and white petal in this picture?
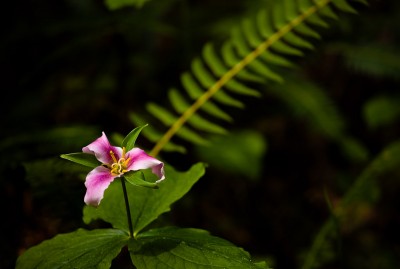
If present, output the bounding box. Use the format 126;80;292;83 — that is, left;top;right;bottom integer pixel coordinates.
126;148;165;181
152;163;165;183
82;132;123;164
84;166;116;207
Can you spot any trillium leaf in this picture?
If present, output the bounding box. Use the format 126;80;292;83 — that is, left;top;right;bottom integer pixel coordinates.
16;229;129;269
129;227;269;269
60;152;99;168
122;124;148;151
83;163;206;236
124;171;159;189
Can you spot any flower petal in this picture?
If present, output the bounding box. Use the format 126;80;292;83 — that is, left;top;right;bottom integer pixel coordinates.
82;132;122;165
126;148;165;181
84;166;117;207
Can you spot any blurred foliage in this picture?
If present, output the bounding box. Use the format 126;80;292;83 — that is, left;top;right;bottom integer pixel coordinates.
363;95;400;129
2;0;400;268
301;140;400;269
105;0;153;10
195;130;267;180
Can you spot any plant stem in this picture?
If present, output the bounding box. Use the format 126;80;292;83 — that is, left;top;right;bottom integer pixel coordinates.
120;177;133;237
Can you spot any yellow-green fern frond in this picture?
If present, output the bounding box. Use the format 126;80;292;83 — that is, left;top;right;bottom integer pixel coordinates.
128;0;367;157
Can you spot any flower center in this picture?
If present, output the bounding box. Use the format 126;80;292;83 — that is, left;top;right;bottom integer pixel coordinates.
109;147;131;176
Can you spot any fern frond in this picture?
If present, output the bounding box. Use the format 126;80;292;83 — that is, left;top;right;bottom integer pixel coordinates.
128;0;366;157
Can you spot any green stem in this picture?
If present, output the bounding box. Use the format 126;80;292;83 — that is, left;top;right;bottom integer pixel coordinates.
120;177;133;237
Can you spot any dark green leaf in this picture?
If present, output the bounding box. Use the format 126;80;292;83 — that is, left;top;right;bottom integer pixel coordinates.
60;152;99;168
16;229;128;269
129;227;268;269
83;163;206;236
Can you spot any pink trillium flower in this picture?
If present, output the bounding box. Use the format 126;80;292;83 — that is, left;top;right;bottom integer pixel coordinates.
82;132;165;207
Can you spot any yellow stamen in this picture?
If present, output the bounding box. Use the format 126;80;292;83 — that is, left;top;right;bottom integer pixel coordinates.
109;147;131;176
110;150;118;163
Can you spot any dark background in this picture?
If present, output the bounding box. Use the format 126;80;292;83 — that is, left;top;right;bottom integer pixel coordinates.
2;0;400;268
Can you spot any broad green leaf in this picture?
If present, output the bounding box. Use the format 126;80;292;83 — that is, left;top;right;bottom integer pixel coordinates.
16;229;128;269
129;227;268;269
125;171;159;189
60;152;99;168
83;163;206;236
104;0;151;10
122;124;148;151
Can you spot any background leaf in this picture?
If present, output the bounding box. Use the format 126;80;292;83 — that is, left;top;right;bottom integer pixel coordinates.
104;0;152;10
301;140;400;269
16;229;128;269
195;130;267;180
129;226;268;269
83;163;206;236
363;95;400;129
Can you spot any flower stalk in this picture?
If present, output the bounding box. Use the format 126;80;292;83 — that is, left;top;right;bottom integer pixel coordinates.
120;176;134;237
